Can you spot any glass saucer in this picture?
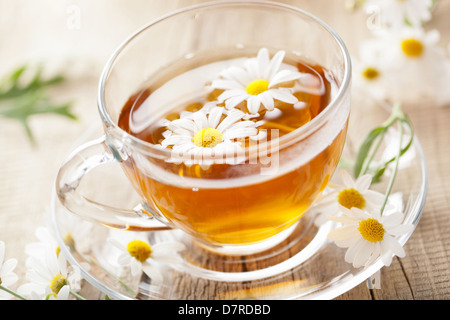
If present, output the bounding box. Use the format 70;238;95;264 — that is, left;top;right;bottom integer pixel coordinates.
50;97;427;300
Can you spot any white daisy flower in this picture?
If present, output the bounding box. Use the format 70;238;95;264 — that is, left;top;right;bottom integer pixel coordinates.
327;206;414;268
0;241;19;300
352;37;391;100
386;28;448;105
160;104;261;167
364;0;433;29
107;232;185;285
356;27;450;107
18;247;82;300
211;48;303;115
312;170;386;226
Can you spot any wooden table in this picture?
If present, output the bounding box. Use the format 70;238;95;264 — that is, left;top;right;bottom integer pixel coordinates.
1;0;449;300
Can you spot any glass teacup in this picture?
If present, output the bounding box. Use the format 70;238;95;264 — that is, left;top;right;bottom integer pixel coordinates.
56;1;351;255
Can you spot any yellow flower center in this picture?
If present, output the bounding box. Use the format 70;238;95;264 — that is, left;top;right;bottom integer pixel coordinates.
337;188;366;209
127;240;152;263
401;38;423;57
362;67;380;80
358;218;385;243
246;79;269;95
50;274;67;294
192;128;223;148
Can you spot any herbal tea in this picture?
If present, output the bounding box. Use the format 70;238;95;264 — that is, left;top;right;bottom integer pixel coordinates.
117;48;348;246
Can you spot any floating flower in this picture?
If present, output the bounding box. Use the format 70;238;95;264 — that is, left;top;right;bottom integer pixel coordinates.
18;247;81;300
211;48;303;115
312;170;386;226
160;104;261;166
364;0;433;29
0;241;19;300
107;231;185;285
327;206;414;268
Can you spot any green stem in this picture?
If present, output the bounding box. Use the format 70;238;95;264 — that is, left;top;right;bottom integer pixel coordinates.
70;290;86;300
380;119;404;215
0;284;28;300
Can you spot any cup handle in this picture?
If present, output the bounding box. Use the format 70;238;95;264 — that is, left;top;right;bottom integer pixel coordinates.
55;135;172;231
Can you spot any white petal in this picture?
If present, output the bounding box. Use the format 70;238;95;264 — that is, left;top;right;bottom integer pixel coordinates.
142;263;164;284
341;170;356;188
117;252;131;266
217;109;245;132
257;48;271;79
386;223;414;236
328;225;359;242
355;174;372;191
193;109;208;131
365;243;382;267
221;66;252;86
56;285;70;300
207;107;224;129
161;135;192;148
364;190;386;205
225;94;247;110
381;212;405;227
245;57;260;79
246;96;262;114
353;241;375;268
1;258;17;275
344;238;365;265
267;50;285;80
268;88;298;104
211;79;243;90
269;69;302;87
223;127;257;140
218;88;246;102
382;235;406;258
0;242;4;267
259;92;275;110
168;118;195;133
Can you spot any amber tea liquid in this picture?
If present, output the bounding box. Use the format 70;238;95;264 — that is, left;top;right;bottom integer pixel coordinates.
118;50;348;247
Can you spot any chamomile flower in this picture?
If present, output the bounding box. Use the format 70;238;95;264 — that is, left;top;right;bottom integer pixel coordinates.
387;28;448;105
364;0;433;29
0;241;19;300
107;231;185;285
312;170;386;226
327;206;414;268
160;104;261;166
211;48;302;115
355;27;450;106
18;247;81;300
352;37;390;100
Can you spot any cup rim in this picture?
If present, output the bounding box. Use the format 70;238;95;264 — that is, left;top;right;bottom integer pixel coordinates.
97;0;352;157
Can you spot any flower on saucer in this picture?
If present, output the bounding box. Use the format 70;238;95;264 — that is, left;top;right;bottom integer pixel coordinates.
160;104;261;166
0;241;19;300
211;48;302;115
312;170;386;226
108;232;185;285
364;0;433;29
18;247;81;300
327;206;414;268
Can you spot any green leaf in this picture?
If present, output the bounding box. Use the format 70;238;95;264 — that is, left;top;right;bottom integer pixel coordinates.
351;103;414;185
0;64;77;143
353;125;387;178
